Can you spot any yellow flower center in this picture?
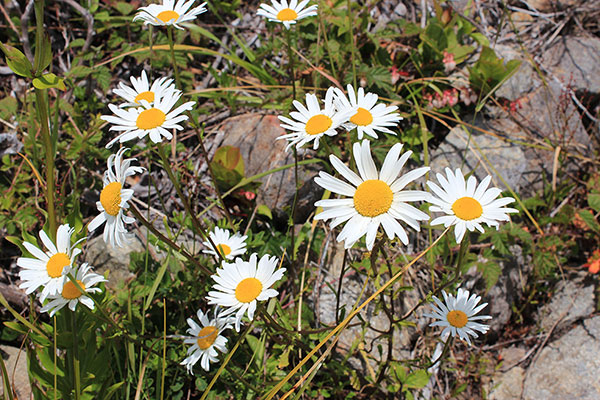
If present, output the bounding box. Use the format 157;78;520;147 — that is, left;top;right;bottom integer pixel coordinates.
46;253;71;278
451;196;483;221
134;91;155;104
217;244;232;257
276;8;298;21
100;182;122;217
350;107;374;126
305;114;333;136
136;108;166;130
353;179;394;218
196;326;218;350
62;280;86;300
156;10;179;23
235;278;263;303
446;310;468;328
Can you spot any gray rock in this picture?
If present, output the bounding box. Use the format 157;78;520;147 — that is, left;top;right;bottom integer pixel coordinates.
541;36;600;94
215;113;322;223
494;44;541;101
522;316;600;400
429;126;527;192
82;234;144;289
0;344;31;399
489;366;525;400
0;133;23;157
537;278;595;331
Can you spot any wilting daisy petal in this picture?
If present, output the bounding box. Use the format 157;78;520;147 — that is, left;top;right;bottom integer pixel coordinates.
113;70;176;108
206;253;286;331
181;307;235;374
333;84;402;140
257;0;318;30
40;263;106;317
202;227;248;261
277;87;354;151
426;168;518;243
423;288;492;345
101;86;195;148
133;0;208;30
17;224;84;302
314;140;430;250
88;148;144;248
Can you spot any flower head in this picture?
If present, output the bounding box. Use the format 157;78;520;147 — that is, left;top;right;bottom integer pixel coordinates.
314;140;430;250
113;71;176;108
333;84;402;140
181;308;234;374
584;249;600;274
88;148;144;248
202;227;248;261
101;86;195;148
133;0;207;30
257;0;318;30
17;224;84;302
40;263;106;317
206;253;286;331
277;87;353;151
426;168;518;243
424;288;492;345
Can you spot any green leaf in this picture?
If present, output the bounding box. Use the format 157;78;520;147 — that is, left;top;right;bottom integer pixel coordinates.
256;204;272;219
33;73;66;90
404;369;430;389
588;193;600;213
211;146;245;190
578;209;600;233
478;261;502;290
0;43;33;78
34;33;52;73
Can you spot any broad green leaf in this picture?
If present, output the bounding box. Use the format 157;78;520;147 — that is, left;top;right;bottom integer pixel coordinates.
578;209;600;233
33;73;66;90
33;33;52;73
404;369;430;389
0;43;33;78
588;193;600;213
257;204;272;219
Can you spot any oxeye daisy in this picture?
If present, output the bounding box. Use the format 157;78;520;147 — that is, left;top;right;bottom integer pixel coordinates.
101;86;195;148
424;288;492;345
181;308;235;374
257;0;318;30
277;87;354;151
112;70;176;108
426;168;518;243
17;224;84;302
40;263;106;317
333;84;403;140
88;147;144;248
314;140;430;250
206;253;286;331
133;0;208;30
202;227;248;261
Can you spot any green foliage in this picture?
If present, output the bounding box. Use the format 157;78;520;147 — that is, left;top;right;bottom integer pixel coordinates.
0;43;33;78
468;46;521;95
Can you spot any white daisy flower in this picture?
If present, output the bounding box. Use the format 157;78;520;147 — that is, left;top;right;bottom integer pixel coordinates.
206;253;286;331
181;308;235;374
333;84;403;140
424;288;492;345
88;147;144;248
257;0;318;30
17;224;84;302
101;86;195;148
426;168;518;243
202;227;248;261
133;0;208;30
112;70;176;108
40;263;106;317
314;140;430;250
277;87;354;151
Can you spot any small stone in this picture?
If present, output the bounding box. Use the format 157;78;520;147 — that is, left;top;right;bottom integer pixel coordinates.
0;345;31;399
489;366;525;400
537;278;595;332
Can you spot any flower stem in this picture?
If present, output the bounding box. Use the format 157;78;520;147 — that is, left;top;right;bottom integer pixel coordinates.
166;25;181;159
71;311;81;400
347;0;357;88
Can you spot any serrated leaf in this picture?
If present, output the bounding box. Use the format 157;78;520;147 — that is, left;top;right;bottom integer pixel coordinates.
588;193;600;213
490;232;509;255
0;43;33;78
33;73;66;90
478;261;501;290
578;209;600;233
404;369;430;389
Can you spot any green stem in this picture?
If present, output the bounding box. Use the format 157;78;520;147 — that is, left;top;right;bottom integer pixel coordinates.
285;28;299;264
166;26;181;89
285;28;296;100
53;316;57;400
71;311;81;400
160;299;166;400
155;143;224;264
33;0;57;238
347;0;357;88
